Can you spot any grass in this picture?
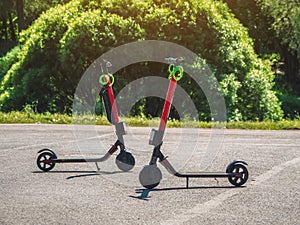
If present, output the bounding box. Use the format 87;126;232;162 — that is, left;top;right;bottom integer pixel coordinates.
0;111;299;130
225;120;300;130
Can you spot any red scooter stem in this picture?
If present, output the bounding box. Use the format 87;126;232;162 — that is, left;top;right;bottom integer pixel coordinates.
107;82;119;124
158;77;177;132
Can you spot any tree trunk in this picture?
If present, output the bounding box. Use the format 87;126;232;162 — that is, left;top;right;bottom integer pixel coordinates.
283;49;300;83
8;14;16;41
1;16;8;40
16;0;25;31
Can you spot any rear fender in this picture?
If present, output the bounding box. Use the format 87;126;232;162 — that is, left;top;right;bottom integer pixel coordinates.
37;148;57;157
226;160;248;173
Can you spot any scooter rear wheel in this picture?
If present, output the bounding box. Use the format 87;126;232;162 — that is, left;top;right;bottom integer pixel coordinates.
227;164;248;186
37;151;56;172
115;151;135;172
139;164;162;189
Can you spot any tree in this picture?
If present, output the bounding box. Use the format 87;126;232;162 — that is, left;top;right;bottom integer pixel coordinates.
0;0;16;41
16;0;24;31
223;0;300;82
0;0;71;46
257;0;300;82
223;0;300;118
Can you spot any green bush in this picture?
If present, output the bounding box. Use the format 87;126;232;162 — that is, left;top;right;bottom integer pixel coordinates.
59;9;145;82
277;92;300;118
0;45;20;81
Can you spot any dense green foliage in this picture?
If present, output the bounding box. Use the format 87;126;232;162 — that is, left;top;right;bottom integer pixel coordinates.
223;0;300;118
1;0;298;121
0;0;72;56
1;0;145;113
257;0;300;59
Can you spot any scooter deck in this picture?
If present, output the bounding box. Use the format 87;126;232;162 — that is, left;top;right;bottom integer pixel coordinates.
53;158;102;163
52;152;112;164
175;172;233;178
175;172;239;189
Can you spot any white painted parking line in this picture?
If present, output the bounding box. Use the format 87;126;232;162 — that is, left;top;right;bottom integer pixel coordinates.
160;156;300;225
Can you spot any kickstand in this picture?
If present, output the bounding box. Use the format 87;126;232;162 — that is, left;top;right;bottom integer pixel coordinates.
186;177;189;189
214;177;219;185
95;162;100;171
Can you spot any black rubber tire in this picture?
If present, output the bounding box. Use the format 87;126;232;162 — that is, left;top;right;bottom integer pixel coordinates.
37;152;56;172
115;151;135;172
227;164;248;186
139;164;162;189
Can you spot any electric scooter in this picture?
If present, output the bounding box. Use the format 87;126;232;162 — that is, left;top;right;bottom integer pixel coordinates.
139;57;249;189
36;60;135;172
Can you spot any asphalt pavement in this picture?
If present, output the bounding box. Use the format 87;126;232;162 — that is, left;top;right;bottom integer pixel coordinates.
0;124;299;224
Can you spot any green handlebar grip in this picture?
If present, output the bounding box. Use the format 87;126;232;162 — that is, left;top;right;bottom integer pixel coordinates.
99;73;114;86
168;65;183;81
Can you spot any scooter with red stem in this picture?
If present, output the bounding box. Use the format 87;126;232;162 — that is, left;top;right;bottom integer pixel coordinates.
139;57;249;189
36;60;135;172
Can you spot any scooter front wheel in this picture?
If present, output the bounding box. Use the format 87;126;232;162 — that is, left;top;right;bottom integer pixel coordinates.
37;151;56;172
115;151;135;172
139;164;162;189
227;164;248;186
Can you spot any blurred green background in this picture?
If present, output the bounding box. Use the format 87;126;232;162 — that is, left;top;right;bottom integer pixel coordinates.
0;0;299;122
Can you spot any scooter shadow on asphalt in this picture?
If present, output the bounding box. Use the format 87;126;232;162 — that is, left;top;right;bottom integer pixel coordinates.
32;170;129;179
130;186;245;201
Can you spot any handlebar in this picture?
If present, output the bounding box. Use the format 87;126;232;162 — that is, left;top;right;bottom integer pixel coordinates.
99;59;114;86
102;59;112;68
165;57;184;66
166;58;184;81
100;59;112;75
